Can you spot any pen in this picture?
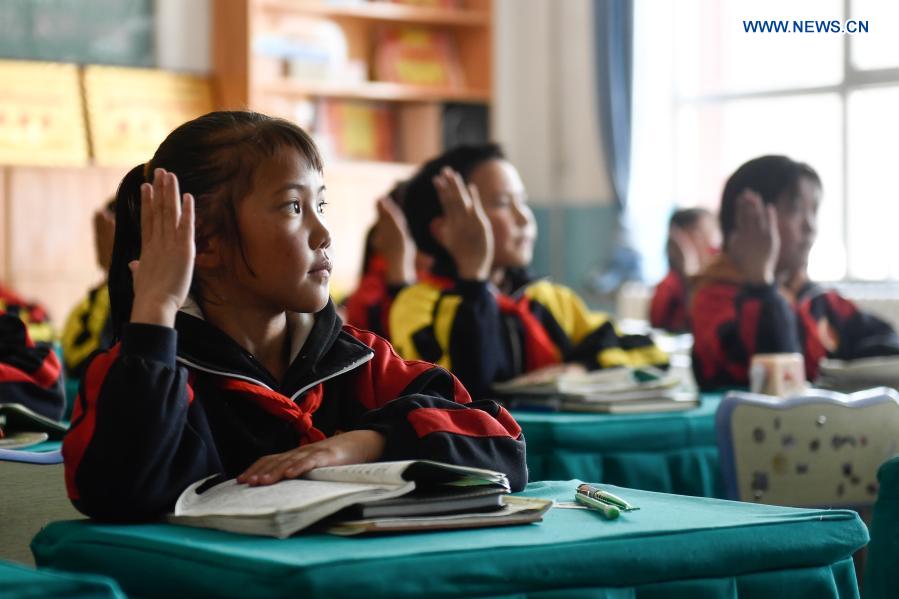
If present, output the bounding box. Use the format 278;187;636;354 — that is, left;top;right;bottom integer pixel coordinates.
574;492;620;519
576;483;638;511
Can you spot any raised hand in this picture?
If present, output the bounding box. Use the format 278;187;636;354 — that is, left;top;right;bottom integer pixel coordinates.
237;430;386;486
432;167;493;280
129;168;196;328
727;190;778;285
667;225;701;277
374;195;416;285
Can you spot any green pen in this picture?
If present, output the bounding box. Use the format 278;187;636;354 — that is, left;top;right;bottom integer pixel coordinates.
577;483;639;511
575;491;620;519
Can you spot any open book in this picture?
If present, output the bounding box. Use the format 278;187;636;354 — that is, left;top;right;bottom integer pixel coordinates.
168;460;548;538
490;366;700;413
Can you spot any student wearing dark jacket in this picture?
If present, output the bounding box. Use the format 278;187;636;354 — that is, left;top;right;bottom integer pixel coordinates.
690;155;899;390
0;288;64;421
389;144;667;401
63;111;527;522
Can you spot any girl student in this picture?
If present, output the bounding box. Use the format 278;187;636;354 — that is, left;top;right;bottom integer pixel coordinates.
389;143;668;401
62;111;526;521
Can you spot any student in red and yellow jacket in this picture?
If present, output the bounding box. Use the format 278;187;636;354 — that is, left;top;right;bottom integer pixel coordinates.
0;284;64;421
649;208;719;332
388;144;667;401
690;155;899;390
63;112;527;522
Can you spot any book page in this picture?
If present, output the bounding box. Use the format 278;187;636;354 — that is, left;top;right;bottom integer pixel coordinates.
174;476;410;517
303;461;418;485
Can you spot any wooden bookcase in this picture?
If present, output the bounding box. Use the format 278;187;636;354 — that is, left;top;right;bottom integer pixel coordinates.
211;0;493;295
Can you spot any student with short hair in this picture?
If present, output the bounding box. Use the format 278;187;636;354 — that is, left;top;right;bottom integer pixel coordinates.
61;199;116;380
649;207;720;332
690;155;899;390
0;285;64;421
63;112;526;522
390;143;668;401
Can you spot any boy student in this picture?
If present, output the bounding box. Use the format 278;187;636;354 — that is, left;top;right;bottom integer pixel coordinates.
62;111;526;522
649;208;720;332
62;199;116;379
0;284;65;421
691;155;899;390
389;143;668;401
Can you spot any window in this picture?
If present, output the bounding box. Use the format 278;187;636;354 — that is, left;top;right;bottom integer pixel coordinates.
634;0;899;281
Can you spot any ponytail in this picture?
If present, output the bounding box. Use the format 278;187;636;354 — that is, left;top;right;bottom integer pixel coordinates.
109;164;146;340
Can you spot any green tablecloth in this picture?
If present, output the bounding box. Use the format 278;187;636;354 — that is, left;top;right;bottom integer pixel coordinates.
514;394;723;497
0;559;124;599
864;455;899;598
31;480;866;598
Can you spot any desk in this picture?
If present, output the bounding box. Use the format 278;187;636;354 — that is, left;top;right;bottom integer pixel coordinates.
864;455;899;599
32;480;866;598
514;394;723;497
0;559;124;599
1;442;81;565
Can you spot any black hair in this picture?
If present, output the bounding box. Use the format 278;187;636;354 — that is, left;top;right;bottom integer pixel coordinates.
109;110;323;339
669;207;712;230
404;143;506;278
719;155;821;244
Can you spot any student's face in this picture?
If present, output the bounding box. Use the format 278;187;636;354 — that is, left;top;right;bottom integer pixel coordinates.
468;159;536;270
230;147;331;313
775;176;820;276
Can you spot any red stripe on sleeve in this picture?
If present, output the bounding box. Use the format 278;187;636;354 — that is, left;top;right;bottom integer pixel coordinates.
62;344;121;501
408;406;522;439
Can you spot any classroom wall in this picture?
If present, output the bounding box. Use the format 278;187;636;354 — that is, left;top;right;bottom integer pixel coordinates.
494;0;618;298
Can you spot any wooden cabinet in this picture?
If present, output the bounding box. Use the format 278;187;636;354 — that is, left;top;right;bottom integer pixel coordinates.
211;0;493;294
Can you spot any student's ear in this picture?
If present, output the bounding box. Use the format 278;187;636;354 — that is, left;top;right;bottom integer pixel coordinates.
194;236;223;269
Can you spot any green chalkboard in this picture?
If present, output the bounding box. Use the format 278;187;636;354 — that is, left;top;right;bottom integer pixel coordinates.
0;0;154;66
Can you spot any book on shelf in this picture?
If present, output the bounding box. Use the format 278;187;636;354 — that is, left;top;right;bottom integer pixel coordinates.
373;27;463;87
490;366;700;414
168;460;549;538
316;99;396;161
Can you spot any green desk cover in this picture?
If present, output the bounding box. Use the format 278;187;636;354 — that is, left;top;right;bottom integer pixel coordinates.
0;559;124;599
515;395;722;497
864;455;899;599
31;480;866;598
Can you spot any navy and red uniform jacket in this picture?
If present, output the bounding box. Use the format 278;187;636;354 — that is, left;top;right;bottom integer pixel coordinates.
389;274;668;401
690;254;899;390
63;301;527;522
649;271;688;332
0;285;64;421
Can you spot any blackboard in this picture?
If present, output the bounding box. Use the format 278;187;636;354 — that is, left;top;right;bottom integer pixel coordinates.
0;0;154;66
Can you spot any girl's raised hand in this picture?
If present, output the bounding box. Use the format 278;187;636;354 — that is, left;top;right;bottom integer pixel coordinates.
374;195;416;285
130;168;196;328
237;430;386;486
727;189;778;285
432;167;493;280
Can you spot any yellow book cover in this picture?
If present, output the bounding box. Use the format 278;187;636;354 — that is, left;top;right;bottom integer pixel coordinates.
374;27;463;88
0;60;88;166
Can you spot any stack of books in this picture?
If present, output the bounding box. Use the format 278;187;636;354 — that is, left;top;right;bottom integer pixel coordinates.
169;461;550;538
490;366;700;414
816;355;899;392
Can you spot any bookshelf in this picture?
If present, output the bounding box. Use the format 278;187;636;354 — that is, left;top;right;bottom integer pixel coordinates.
212;0;493;293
